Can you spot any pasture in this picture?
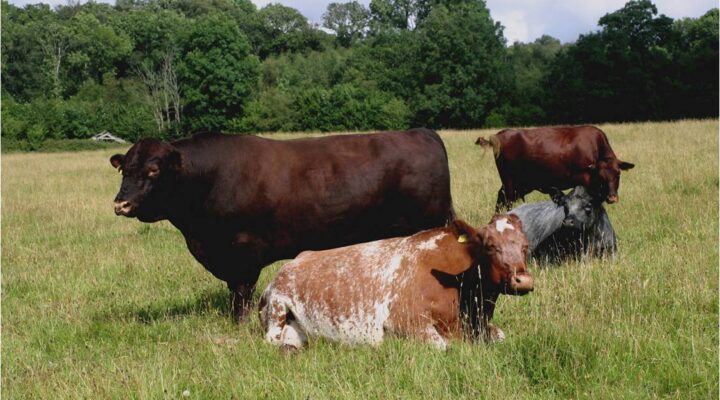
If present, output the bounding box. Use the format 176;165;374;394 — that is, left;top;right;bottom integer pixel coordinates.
2;120;718;399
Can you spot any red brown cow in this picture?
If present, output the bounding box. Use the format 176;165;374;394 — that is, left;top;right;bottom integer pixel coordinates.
475;126;634;211
109;129;455;321
259;214;533;350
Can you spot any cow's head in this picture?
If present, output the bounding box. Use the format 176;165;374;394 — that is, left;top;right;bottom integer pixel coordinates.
109;139;183;222
551;186;602;230
587;158;634;204
454;215;533;295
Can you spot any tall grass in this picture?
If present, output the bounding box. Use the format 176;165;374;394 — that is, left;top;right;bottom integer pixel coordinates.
2;120;718;399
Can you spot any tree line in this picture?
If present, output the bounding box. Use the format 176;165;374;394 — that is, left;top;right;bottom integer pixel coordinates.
2;0;717;145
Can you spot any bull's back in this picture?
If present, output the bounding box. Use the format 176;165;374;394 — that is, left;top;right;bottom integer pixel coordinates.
207;130;453;255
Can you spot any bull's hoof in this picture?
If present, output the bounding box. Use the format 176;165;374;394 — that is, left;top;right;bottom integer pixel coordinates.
231;304;253;324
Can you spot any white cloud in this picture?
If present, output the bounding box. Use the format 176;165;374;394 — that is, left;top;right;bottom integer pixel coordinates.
6;0;717;43
487;0;717;43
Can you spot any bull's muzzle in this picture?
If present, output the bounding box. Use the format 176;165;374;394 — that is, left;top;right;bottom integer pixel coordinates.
510;273;534;294
606;194;618;204
114;200;134;216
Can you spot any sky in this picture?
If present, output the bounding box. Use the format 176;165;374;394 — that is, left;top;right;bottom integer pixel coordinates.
7;0;718;43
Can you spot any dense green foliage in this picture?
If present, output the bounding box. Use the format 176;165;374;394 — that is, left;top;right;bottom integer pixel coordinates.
1;0;717;146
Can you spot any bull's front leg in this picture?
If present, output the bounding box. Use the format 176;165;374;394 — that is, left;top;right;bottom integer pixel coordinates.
228;269;261;323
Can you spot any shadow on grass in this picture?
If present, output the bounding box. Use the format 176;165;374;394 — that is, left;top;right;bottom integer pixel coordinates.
114;287;233;324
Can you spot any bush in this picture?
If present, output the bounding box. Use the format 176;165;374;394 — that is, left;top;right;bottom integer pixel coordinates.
293;84;410;132
26;123;47;151
230;88;298;133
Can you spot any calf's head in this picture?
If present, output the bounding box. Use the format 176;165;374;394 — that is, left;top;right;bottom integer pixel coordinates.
109;139;182;222
551;186;602;230
588;158;634;204
454;215;533;295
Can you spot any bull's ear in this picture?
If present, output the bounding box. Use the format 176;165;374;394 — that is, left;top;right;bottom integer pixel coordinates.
110;154;124;170
549;187;565;204
451;219;479;243
166;149;183;171
619;161;634;170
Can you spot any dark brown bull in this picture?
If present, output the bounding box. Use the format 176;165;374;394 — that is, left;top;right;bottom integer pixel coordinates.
109;129;455;321
476;125;634;211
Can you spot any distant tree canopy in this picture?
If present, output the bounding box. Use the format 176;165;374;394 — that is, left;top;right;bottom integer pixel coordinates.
1;0;717;144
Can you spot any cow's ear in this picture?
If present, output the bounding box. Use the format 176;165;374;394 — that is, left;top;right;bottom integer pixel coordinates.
451;220;479;244
619;161;634;170
110;154;124;170
549;187;565;204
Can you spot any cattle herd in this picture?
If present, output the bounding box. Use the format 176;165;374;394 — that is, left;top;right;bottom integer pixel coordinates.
110;125;633;351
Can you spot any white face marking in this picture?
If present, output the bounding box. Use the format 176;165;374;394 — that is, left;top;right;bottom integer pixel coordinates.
495;218;514;233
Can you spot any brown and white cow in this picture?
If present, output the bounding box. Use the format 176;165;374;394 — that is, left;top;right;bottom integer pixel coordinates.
259;214;533;350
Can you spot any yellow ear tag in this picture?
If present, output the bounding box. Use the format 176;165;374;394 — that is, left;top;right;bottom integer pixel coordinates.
457;234;468;243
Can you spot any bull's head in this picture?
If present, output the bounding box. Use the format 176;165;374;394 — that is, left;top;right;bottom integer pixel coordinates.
454;215;533;295
109;139;183;222
587;158;634;204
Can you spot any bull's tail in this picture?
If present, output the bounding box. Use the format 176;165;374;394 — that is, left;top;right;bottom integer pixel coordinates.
474;135;501;158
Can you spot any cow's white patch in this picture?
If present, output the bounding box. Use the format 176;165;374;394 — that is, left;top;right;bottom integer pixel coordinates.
416;232;447;251
266;325;283;344
280;320;307;348
424;326;448;350
265;233;450;348
493;327;506;343
377;254;403;283
495;218;514;233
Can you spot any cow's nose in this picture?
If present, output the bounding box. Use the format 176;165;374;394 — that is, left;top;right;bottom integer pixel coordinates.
607;194;618;203
114;201;133;216
510;274;534;293
562;218;574;227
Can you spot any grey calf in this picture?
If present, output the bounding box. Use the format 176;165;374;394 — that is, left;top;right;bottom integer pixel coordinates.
510;186;617;262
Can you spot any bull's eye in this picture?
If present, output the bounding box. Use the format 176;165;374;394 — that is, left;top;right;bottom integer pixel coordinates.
584;206;592;213
147;168;159;178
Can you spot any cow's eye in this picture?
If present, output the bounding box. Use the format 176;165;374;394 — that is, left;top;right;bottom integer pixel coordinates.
147;168;159;178
584;206;592;213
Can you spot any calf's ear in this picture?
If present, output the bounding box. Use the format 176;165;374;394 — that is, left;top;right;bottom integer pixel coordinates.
619;161;634;170
549;187;565;205
110;154;124;170
451;220;479;243
505;213;524;232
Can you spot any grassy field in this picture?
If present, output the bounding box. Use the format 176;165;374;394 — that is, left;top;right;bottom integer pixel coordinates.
2;120;718;399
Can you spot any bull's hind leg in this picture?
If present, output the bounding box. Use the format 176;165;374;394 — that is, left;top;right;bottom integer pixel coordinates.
262;294;308;350
495;186;513;212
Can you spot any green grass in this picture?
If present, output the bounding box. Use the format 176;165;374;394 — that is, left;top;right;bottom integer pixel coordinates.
3;120;718;399
1;138;128;153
